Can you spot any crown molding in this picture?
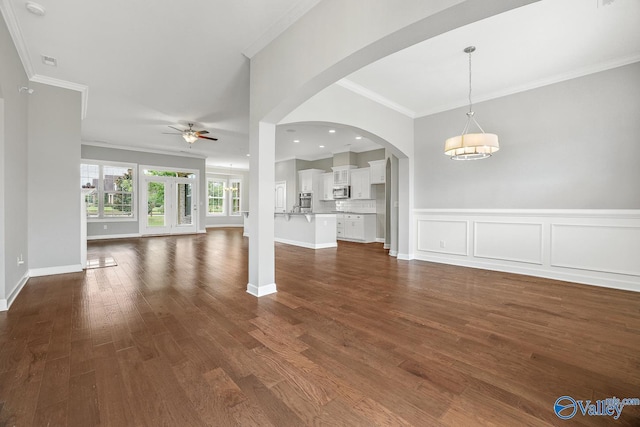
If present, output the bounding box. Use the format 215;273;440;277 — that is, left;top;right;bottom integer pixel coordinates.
30;74;89;119
82;140;208;160
415;54;640;118
0;0;89;120
0;0;35;76
336;79;416;118
242;0;321;59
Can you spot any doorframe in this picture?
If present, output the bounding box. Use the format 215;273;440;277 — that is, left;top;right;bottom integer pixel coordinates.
138;165;200;235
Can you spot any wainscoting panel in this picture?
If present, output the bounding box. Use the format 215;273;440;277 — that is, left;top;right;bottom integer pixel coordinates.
416;219;468;256
474;221;543;264
413;209;640;292
551;224;640;276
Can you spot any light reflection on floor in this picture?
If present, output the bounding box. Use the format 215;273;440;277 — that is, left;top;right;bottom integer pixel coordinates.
85;256;117;269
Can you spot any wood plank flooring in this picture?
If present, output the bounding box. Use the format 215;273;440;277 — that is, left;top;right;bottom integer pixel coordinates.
1;227;640;426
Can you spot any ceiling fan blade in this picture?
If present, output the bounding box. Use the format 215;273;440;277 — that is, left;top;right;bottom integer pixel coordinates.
168;125;184;132
198;135;218;141
196;130;209;135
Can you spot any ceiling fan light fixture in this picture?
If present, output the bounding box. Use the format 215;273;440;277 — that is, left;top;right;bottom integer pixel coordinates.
444;46;499;160
183;131;198;144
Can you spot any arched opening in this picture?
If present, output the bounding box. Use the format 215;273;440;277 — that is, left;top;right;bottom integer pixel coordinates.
273;120;405;256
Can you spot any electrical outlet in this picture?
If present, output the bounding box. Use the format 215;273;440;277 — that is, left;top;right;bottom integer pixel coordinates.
17;254;24;266
440;240;446;248
103;224;108;230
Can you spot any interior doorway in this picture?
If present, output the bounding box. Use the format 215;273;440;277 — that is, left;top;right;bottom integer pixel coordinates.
139;167;198;235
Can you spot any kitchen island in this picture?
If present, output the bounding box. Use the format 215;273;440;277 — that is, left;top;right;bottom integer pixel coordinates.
243;212;337;249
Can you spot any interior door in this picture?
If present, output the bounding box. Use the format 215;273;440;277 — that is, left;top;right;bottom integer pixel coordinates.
275;181;287;213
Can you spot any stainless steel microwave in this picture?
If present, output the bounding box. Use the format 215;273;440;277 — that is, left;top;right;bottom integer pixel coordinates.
333;186;350;199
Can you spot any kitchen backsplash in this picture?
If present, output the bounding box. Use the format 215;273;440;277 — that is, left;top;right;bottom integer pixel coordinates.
333;199;377;213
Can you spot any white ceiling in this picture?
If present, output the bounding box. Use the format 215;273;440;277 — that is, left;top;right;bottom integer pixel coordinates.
2;0;639;170
342;0;640;118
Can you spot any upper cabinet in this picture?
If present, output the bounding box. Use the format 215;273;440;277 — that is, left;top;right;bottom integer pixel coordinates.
368;160;386;184
321;173;334;201
331;165;357;186
298;169;324;193
350;168;371;199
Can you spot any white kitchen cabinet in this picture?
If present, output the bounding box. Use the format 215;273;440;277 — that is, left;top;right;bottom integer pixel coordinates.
331;165;357;186
368;160;386;184
321;173;334;201
338;213;376;242
298;169;324;193
350;168;371;199
336;214;344;238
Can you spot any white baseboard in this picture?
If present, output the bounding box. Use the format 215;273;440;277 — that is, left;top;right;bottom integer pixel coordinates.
29;264;83;277
274;237;337;250
375;238;385;243
88;233;141;240
414;252;640;293
206;224;243;228
247;282;277;297
383;244;390;249
0;272;29;311
389;250;398;257
397;253;412;260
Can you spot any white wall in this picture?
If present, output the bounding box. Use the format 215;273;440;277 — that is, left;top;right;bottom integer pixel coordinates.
0;12;30;309
28;82;82;276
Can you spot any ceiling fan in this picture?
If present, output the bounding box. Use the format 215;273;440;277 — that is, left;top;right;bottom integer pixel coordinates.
164;123;218;144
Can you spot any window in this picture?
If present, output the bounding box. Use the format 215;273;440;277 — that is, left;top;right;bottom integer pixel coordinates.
81;161;135;220
230;179;241;215
207;176;242;216
207;179;225;215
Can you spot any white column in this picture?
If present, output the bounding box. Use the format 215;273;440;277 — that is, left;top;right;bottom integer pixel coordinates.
397;156;414;260
247;121;277;297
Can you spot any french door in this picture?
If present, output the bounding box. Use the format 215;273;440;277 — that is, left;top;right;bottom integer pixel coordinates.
141;174;198;235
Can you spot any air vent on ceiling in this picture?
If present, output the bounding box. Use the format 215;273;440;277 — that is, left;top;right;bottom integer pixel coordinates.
25;2;46;16
41;55;57;66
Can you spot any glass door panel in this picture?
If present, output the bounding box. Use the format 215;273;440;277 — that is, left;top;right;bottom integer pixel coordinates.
145;180;169;233
176;182;193;226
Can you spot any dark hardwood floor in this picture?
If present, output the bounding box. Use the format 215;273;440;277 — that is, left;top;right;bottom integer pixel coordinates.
1;228;639;426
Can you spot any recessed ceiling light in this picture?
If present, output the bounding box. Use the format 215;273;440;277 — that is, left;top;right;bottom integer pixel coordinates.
328;129;336;133
319;145;325;148
26;2;46;16
293;139;300;143
355;136;362;140
246;154;250;157
41;55;57;66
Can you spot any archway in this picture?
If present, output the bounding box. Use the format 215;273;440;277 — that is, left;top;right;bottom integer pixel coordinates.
246;1;539;296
